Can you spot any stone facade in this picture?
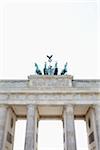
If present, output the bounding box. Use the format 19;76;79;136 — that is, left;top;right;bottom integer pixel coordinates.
0;75;100;150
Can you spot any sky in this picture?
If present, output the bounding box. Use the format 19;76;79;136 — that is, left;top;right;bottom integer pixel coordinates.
13;120;88;150
0;0;100;150
0;0;100;79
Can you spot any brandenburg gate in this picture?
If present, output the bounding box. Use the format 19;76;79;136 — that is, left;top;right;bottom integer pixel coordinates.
0;57;100;150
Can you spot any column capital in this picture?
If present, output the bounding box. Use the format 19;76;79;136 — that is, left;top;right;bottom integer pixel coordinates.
26;104;37;113
0;104;9;108
93;104;100;109
27;104;37;108
64;104;74;108
64;104;75;113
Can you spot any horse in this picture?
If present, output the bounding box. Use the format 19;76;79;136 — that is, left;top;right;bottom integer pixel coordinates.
60;62;67;75
35;63;42;75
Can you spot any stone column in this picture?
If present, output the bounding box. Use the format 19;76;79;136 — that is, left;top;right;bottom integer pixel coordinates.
24;105;37;150
85;107;98;150
0;105;8;150
94;105;100;150
63;105;76;150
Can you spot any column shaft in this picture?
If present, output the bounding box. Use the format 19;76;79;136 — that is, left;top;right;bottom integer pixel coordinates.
94;105;100;149
24;105;37;150
0;106;8;150
63;105;76;150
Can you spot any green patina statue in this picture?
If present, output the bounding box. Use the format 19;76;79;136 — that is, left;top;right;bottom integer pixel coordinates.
54;62;58;75
60;62;67;75
34;63;42;75
34;55;67;75
43;62;48;75
47;65;54;75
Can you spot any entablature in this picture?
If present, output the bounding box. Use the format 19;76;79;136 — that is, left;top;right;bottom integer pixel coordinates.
0;75;100;105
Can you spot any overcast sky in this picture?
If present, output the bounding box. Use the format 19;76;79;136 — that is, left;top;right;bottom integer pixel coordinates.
0;0;100;150
0;0;100;79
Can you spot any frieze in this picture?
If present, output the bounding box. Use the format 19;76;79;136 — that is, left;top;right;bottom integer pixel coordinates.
0;93;100;104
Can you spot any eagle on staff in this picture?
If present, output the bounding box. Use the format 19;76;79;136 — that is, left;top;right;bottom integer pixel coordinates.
47;55;53;62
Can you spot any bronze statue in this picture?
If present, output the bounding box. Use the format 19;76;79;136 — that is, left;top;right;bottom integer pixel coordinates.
34;63;42;75
34;56;68;76
47;55;53;62
54;62;58;75
44;62;48;75
48;65;54;75
60;62;67;75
